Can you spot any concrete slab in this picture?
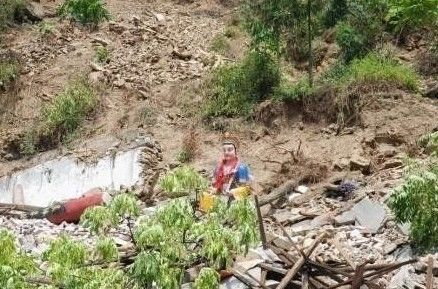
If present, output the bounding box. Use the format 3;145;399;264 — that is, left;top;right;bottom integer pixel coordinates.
352;197;387;233
0;148;146;207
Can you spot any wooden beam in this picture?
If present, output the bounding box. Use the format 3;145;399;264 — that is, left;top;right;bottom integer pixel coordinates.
426;256;434;289
258;180;297;206
276;233;326;289
254;195;267;249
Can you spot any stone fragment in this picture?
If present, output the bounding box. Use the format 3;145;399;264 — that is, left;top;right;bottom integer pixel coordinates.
352;197;386;233
234;259;264;273
350;156;371;174
295;185;308;194
334;210;356;226
272;209;294;223
388;265;417;289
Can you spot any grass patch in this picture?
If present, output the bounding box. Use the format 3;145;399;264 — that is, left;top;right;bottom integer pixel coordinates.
346;54;419;91
272;78;313;102
20;79;98;155
0;0;27;31
95;46;109;63
321;54;419;92
59;0;110;26
38;21;55;36
0;59;19;87
203;51;280;117
210;34;231;55
41;79;97;140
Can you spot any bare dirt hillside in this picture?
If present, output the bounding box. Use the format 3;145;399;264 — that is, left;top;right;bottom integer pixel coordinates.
1;0;437;191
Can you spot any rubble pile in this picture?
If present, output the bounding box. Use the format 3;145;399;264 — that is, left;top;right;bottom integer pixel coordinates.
225;183;437;289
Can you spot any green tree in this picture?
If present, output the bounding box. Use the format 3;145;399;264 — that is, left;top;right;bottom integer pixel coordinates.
242;0;325;85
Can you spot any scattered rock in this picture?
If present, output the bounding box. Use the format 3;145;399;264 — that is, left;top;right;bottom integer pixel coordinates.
295;185;308;194
91;37;110;46
423;82;438;99
352;197;387;233
234;259;264;273
153;12;166;23
334;210;356;226
109;21;129;34
90;62;104;71
388;265;417;289
350;155;371;174
382;159;403;169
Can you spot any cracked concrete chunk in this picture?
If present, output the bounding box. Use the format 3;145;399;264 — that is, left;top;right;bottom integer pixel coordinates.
334;210;356;226
352;197;386;233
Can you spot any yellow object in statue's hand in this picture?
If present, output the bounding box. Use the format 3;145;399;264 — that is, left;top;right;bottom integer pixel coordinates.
229;185;251;200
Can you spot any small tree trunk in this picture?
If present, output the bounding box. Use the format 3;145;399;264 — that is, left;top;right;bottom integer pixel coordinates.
307;0;313;87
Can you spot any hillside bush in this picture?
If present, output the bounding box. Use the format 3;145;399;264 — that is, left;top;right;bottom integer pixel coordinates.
419;131;438;156
273;78;313;102
388;159;438;251
0;0;27;31
159;166;209;198
346;53;419;91
59;0;110;26
0;59;19;88
95;46;109;63
387;0;438;34
204;51;280;117
322;0;348;28
335;22;367;62
41;79;98;144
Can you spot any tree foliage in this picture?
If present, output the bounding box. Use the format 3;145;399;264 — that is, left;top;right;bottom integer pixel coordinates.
388;159;438;251
387;0;438;33
0;192;259;289
59;0;110;26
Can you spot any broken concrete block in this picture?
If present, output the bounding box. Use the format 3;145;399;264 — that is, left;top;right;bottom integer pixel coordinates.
334;210;356;226
272;209;294;223
352;197;386;233
388;265;417;289
287;193;301;202
234;259;264;273
290;219;313;234
220;276;248;289
249;247;281;263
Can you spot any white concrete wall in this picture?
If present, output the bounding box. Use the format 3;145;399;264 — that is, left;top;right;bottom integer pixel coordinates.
0;148;144;207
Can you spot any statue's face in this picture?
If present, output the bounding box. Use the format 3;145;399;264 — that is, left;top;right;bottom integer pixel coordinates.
222;144;236;161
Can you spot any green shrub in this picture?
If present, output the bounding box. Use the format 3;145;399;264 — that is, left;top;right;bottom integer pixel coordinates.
41;79;98;143
346;53;419;91
387;0;438;33
388;159;438;251
210;34;230;55
323;0;348;28
95;46;109;63
158;166;208;198
38;21;55;35
273;78;313;102
0;59;19;87
335;22;367;63
419;131;438;156
59;0;110;26
0;0;27;31
204;51;280;117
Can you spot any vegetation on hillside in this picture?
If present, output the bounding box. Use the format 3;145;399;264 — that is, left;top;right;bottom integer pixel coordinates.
0;0;27;31
59;0;110;26
203;0;431;119
20;79;98;155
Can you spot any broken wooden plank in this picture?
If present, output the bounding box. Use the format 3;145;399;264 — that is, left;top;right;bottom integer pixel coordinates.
0;203;44;212
259;263;287;275
426;256;433;289
254;195;267;249
276;232;326;289
258;180;297;206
